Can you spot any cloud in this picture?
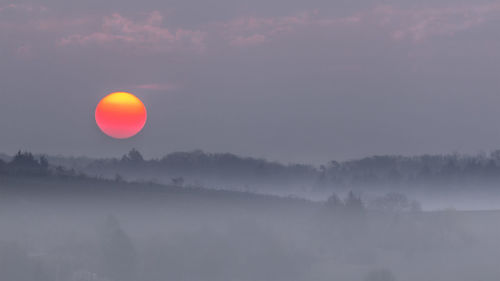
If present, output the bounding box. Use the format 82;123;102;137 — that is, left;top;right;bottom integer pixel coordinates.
15;44;32;58
35;17;93;32
0;3;48;13
217;3;500;46
229;34;267;47
368;3;500;42
134;83;179;91
218;11;360;47
57;10;352;50
57;11;206;53
3;2;500;56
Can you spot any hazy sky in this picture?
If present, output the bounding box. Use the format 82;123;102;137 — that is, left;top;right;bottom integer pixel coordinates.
2;0;500;164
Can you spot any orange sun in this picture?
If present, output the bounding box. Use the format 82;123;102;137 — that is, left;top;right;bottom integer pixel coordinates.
95;92;147;139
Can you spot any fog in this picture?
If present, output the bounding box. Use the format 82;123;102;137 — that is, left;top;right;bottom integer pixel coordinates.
2;176;500;281
4;151;500;281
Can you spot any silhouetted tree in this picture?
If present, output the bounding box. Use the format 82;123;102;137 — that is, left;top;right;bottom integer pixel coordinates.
121;149;144;163
369;193;421;213
39;156;49;171
325;192;343;211
0;159;5;174
0;242;49;281
344;191;364;214
8;151;49;177
97;216;137;281
171;177;184;187
365;268;396;281
114;174;124;182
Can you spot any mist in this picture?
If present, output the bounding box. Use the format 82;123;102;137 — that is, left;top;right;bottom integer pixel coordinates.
2;151;500;281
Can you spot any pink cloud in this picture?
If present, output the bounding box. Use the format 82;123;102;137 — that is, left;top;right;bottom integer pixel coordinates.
0;3;48;13
3;2;500;57
217;3;500;46
58;12;206;53
230;34;267;47
218;11;360;47
15;44;32;58
368;3;500;42
35;17;93;32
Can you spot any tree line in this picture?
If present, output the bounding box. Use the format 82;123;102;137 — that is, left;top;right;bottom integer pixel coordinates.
7;149;500;189
318;150;500;188
87;149;500;188
0;151;87;179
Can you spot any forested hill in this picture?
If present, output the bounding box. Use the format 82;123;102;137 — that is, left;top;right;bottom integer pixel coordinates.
6;149;500;191
0;151;316;211
52;149;319;189
318;151;500;189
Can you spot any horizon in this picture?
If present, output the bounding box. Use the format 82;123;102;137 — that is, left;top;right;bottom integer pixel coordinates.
4;147;500;166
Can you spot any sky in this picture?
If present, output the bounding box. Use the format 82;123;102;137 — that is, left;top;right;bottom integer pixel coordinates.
2;0;500;164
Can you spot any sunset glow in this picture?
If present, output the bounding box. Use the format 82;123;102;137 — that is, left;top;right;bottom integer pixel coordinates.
95;92;147;139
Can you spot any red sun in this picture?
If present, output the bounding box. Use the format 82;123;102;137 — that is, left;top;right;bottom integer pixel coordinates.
95;92;147;139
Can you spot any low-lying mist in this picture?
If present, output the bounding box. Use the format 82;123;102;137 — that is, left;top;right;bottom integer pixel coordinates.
1;175;500;281
2;151;500;281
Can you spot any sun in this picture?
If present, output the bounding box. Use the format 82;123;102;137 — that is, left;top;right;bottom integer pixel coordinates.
95;92;147;139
